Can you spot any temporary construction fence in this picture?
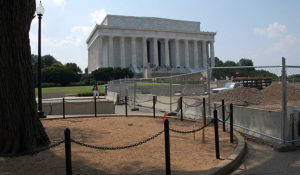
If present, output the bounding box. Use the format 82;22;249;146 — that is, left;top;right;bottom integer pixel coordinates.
109;57;300;144
0;105;234;175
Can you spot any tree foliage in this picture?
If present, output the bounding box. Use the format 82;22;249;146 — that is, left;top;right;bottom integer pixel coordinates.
213;58;279;80
92;67;134;82
42;63;80;86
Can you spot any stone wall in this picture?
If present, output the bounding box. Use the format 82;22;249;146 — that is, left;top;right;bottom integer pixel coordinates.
103;15;200;32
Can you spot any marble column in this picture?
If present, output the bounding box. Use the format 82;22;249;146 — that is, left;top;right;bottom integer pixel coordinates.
142;37;147;67
175;39;180;67
184;39;189;67
202;40;207;68
153;38;158;66
98;36;103;67
120;36;125;68
131;37;137;67
164;38;170;67
193;40;199;68
210;41;215;67
108;36;113;67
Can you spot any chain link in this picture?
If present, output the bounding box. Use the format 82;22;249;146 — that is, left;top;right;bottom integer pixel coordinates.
136;99;153;104
169;120;214;134
217;114;231;123
182;100;203;108
71;130;164;150
0;140;65;157
156;99;178;105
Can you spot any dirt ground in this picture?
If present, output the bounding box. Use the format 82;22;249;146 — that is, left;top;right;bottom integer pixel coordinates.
211;82;300;111
0;116;237;175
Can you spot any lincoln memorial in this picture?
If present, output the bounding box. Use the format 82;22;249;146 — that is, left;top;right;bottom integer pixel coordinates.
87;15;216;75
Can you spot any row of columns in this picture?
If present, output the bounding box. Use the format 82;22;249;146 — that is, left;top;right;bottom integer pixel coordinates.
99;35;215;68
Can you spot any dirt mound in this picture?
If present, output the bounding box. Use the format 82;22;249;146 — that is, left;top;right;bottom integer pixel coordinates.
211;87;264;106
262;82;300;104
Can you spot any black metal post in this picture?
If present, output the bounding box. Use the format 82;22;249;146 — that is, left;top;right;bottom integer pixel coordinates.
63;98;65;119
153;96;156;118
180;96;183;121
64;128;72;175
292;116;295;145
203;98;206;125
230;103;233;143
125;96;128;117
164;119;171;175
94;97;97;117
222;99;225;132
214;109;220;159
37;14;45;118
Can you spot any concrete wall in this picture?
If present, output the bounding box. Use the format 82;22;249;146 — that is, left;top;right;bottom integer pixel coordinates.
215;105;300;145
43;100;115;115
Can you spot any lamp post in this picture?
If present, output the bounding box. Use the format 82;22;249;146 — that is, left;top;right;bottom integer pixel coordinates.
36;1;45;118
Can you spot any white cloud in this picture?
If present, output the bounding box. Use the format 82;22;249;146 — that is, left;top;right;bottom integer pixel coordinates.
89;9;108;24
265;35;298;55
30;8;109;69
59;26;93;46
52;0;66;6
254;22;286;38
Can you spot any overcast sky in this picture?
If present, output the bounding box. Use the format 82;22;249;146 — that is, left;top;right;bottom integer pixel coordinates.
29;0;300;71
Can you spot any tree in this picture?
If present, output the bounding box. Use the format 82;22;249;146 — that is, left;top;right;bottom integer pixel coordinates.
0;0;50;154
237;58;253;66
41;54;61;68
65;62;82;74
42;63;79;86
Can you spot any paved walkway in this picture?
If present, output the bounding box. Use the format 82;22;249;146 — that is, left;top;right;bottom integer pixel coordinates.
232;139;300;175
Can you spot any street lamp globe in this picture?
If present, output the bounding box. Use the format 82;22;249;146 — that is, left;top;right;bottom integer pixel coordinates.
36;1;45;16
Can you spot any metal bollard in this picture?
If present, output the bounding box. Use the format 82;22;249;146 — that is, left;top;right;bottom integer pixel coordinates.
222;99;225;132
64;128;72;175
94;97;97;117
230;103;233;143
164;119;171;175
63;98;65;119
214;109;220;159
203;98;206;125
153;96;156;118
125;96;128;117
180;96;183;121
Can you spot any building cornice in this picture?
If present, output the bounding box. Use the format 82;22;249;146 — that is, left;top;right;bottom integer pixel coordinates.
86;24;216;44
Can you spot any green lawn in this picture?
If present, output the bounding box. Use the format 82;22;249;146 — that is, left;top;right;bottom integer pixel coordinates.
35;85;104;96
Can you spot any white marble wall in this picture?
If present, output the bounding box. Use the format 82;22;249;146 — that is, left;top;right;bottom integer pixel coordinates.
87;16;216;73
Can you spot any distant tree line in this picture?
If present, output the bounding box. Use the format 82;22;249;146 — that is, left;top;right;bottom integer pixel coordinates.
213;57;279;80
31;54;134;87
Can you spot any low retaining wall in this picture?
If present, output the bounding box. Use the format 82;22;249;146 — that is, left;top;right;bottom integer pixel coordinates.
43;100;115;115
216;105;300;145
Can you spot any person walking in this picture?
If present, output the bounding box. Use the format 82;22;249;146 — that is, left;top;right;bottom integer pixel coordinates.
94;84;100;98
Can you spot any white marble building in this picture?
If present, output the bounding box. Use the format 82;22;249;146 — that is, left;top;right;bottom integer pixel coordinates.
87;15;216;74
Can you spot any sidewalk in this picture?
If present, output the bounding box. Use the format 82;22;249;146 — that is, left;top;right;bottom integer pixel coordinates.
232;139;300;175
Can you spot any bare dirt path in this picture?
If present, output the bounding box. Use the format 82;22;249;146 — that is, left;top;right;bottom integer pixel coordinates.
0;116;236;175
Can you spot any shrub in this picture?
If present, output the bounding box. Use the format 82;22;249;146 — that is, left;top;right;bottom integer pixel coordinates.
41;82;61;87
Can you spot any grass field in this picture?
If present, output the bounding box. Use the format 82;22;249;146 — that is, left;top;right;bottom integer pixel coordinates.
35;85;105;96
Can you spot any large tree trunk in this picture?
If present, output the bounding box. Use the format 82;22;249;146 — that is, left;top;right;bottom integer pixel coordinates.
0;0;50;154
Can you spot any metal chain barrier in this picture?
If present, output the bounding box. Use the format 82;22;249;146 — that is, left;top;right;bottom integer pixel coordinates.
136;99;153;104
182;100;203;108
169;120;214;134
156;99;178;105
217;114;230;123
71;130;164;150
0;140;65;157
215;104;223;109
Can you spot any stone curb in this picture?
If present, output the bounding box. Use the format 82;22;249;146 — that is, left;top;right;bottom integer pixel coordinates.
202;132;246;175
